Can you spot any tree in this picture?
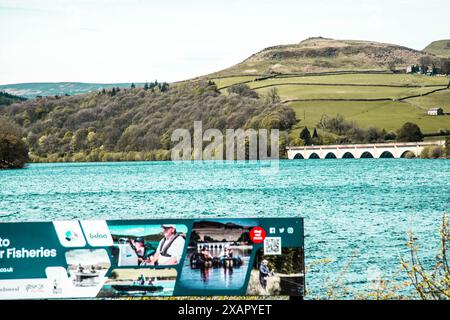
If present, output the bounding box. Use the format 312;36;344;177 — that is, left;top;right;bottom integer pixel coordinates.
312;128;318;139
265;88;281;104
396;122;423;142
130;83;136;89
227;84;259;99
144;82;149;90
446;137;450;158
311;127;320;144
388;61;396;72
300;127;312;146
0;117;29;169
365;127;384;143
159;82;169;92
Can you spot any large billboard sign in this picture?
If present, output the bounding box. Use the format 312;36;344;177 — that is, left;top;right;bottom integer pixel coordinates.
0;218;304;299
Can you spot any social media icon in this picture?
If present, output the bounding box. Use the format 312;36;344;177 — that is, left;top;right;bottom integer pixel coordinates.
287;227;294;234
279;228;285;234
269;227;276;234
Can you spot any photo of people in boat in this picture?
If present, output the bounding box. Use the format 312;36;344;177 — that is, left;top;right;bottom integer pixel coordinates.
108;223;187;267
97;268;177;297
178;219;255;291
246;247;305;297
65;249;111;287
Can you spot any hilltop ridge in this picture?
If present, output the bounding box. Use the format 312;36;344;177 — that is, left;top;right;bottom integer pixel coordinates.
206;37;431;77
423;39;450;58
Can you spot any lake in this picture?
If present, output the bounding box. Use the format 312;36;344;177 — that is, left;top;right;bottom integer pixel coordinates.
1;159;449;298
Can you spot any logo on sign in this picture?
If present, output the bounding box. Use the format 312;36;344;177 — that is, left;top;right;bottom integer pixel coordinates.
64;230;79;242
249;227;266;244
89;232;108;239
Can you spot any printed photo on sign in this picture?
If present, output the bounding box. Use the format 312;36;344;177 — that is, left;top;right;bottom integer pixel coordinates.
178;219;255;291
65;249;111;287
108;223;187;267
246;247;305;297
97;268;177;297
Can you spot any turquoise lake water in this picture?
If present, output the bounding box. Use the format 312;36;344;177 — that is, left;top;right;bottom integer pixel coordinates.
1;160;449;297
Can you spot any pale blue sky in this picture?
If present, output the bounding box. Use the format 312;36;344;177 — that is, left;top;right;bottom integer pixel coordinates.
109;224;188;236
1;0;449;85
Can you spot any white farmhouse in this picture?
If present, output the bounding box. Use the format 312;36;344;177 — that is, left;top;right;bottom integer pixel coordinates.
427;107;444;116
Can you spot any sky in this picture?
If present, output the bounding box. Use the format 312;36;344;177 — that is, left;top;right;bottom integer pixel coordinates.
109;224;188;236
0;0;449;85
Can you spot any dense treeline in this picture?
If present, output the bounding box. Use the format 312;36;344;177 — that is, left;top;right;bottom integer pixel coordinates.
293;115;432;146
291;114;398;146
0;82;296;162
0;117;29;168
0;91;27;106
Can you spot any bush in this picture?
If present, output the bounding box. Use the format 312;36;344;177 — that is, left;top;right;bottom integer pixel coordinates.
421;146;445;158
403;151;416;159
227;84;259;99
316;114;385;144
446;137;450;157
430;146;445;158
401;213;450;299
0;117;29;169
396;122;423;142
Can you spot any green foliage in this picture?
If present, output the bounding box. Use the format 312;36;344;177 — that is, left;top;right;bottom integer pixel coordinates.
401;213;450;300
299;127;312;146
420;146;447;159
226;84;259;99
397;122;424;142
0;81;296;162
0;117;29;169
316;114;388;144
0;91;26;106
264;88;281;104
446;137;450;157
254;248;304;275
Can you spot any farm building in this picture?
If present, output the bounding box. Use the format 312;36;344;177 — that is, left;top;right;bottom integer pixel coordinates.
427;107;444;116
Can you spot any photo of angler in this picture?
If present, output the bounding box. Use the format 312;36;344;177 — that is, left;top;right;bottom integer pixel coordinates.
65;249;111;287
246;247;305;297
178;219;254;291
108;223;187;267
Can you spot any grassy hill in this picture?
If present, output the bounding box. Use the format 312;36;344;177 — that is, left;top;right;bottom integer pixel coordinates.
205;73;450;134
198;38;450;136
203;37;429;78
423;40;450;58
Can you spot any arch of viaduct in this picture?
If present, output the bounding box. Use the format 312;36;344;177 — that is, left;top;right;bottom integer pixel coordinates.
286;141;446;159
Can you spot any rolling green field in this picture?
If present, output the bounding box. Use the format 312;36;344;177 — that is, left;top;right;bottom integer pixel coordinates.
289;100;450;133
209;73;450;134
245;74;449;87
404;89;450;110
253;85;436;100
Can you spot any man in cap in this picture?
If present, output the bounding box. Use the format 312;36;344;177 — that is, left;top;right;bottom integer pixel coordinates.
148;224;185;266
259;259;271;291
